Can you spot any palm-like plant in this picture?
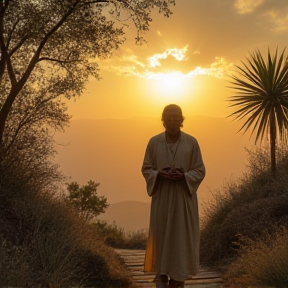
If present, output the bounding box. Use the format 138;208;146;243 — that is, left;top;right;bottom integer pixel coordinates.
228;48;288;177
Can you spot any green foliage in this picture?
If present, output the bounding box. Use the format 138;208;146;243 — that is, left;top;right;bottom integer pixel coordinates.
228;48;288;176
200;147;288;270
228;48;288;143
65;180;109;221
93;221;148;250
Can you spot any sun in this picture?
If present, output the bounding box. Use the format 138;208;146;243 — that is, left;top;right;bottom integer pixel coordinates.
158;73;183;92
148;71;190;102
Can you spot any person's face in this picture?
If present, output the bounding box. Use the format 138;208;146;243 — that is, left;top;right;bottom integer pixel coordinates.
163;109;182;131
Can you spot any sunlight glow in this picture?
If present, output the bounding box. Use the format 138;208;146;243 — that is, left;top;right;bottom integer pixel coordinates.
146;71;193;104
157;72;183;92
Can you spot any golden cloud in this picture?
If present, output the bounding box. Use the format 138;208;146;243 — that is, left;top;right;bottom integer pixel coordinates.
100;47;234;80
147;46;188;68
234;0;264;14
262;9;288;31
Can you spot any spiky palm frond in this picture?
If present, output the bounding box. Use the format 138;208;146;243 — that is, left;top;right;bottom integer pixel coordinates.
228;48;288;144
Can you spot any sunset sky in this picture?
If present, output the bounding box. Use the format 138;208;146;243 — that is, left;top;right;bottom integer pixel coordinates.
67;0;288;120
57;0;288;211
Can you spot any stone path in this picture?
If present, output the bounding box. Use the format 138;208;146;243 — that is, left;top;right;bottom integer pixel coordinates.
115;249;224;288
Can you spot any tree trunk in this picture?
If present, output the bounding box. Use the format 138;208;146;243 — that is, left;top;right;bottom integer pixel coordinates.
0;1;6;82
270;111;277;177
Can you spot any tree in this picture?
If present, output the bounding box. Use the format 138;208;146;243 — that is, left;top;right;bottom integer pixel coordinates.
0;0;175;159
65;180;108;221
228;48;288;177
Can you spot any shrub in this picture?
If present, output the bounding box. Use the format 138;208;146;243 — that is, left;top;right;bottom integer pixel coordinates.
0;188;131;287
200;148;288;268
93;221;148;250
224;227;288;287
0;150;131;287
65;180;109;221
0;236;30;287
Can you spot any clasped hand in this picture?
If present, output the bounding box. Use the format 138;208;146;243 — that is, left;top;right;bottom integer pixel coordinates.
158;167;184;181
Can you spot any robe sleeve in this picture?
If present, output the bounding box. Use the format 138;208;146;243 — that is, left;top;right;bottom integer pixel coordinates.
184;138;205;195
141;139;159;197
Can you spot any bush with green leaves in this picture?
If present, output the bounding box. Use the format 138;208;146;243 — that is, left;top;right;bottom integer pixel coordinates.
65;180;109;221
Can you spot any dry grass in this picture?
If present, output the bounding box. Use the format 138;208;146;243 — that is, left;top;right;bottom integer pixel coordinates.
0;190;132;287
200;148;288;287
0;149;132;287
224;227;288;287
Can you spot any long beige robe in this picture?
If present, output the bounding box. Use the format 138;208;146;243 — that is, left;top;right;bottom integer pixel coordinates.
142;131;205;281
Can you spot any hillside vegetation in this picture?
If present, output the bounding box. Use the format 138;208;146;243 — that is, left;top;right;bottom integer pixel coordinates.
0;149;131;288
200;148;288;287
3;143;288;287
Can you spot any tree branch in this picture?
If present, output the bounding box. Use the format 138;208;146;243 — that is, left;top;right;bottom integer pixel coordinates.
0;1;81;144
18;0;81;88
0;26;17;86
38;56;80;65
82;0;109;4
0;11;6;82
9;34;29;58
6;18;22;51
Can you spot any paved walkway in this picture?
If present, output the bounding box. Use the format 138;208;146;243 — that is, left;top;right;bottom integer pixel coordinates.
115;249;224;288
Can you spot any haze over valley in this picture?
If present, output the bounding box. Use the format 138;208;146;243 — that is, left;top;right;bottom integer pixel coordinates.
55;116;252;230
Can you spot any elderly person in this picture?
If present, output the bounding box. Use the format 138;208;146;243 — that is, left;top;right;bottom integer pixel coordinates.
141;104;205;288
